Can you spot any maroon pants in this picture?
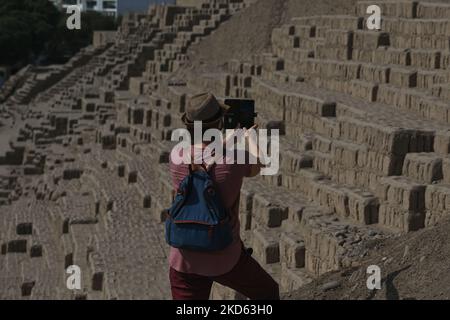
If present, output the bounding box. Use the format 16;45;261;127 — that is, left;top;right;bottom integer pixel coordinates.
169;247;280;300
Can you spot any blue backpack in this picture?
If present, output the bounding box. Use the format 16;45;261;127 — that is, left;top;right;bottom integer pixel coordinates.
165;163;233;251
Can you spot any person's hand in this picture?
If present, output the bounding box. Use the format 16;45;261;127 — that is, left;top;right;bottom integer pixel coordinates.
243;124;262;163
223;123;243;146
243;124;258;141
244;125;259;151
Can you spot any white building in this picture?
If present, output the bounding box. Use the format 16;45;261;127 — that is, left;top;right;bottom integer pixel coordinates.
52;0;118;16
51;0;172;17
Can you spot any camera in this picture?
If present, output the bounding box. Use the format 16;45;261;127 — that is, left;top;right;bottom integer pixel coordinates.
223;99;257;130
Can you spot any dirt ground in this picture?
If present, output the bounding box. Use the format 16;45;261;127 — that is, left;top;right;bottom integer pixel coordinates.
284;217;450;300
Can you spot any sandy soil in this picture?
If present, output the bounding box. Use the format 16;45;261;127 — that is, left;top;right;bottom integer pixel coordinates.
285;217;450;300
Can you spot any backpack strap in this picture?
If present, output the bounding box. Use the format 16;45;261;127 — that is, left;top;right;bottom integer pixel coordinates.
206;161;216;173
189;162;216;175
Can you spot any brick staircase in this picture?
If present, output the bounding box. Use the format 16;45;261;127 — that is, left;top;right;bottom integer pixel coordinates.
0;0;250;299
1;0;450;300
136;0;450;297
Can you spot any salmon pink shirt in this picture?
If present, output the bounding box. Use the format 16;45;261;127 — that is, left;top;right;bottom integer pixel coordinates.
168;145;252;277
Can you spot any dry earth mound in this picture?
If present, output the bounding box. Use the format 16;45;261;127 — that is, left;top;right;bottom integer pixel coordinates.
288;217;450;300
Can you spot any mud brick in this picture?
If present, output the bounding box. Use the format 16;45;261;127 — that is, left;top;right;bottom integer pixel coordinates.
391;34;450;50
282;169;325;195
16;222;33;235
291;112;337;138
348;190;379;224
441;51;450;69
285;93;336;119
313;135;332;153
263;55;285;72
280;150;313;173
434;130;450;155
353;31;390;50
425;184;450;215
369;48;405;66
316;46;351;60
358;63;390;84
337;116;415;155
309;180;349;217
242;62;255;75
63;168;83;180
251;228;280;264
81;94;100;110
127;171;137;184
379;204;425;232
315;60;360;81
281;24;296;36
228;59;242;73
349;80;378;102
284;204;311;226
402;153;443;183
279;232;305;268
377;176;426;212
331;140;367;168
301;229;342;276
297;38;319;51
129;78;147;95
382;18;450;36
356;1;418;18
30;244;43;257
425;187;450;226
417;2;450;19
271;27;288;44
166;86;186;113
410;49;441;69
417;70;449;90
21;281;35;297
150;193;169;223
252;193;287;228
331;139;400;175
284;48;314;62
312;150;333;176
390;67;417;88
237;75;252;88
324;30;353;48
261;173;282;187
89;252;105;291
100;133;116;149
129;106;144;125
7;239;27;253
72;292;87;300
443;157;450;184
293;25;316;38
251;78;285;119
352;49;376;62
158;175;173;206
329;15;363;30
